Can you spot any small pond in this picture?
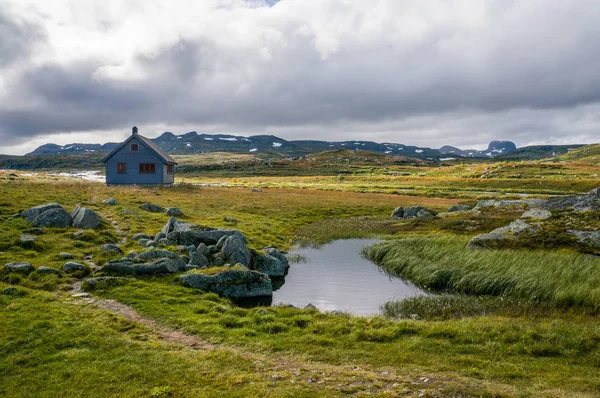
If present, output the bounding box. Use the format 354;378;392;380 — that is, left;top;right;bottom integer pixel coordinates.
272;239;427;316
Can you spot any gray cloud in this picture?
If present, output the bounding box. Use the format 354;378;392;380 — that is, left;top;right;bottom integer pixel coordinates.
1;0;600;154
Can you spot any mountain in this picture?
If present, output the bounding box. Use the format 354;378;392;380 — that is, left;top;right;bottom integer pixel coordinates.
439;141;517;158
495;145;584;161
29;142;119;155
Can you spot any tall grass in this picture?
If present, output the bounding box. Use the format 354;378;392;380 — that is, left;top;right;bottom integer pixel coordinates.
364;236;600;311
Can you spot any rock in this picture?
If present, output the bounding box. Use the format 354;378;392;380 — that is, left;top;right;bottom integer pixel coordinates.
467;219;539;250
101;244;124;254
3;287;18;295
160;218;246;247
251;253;289;278
161;217;178;235
158;238;169;246
127;250;139;259
145;240;157;248
165;207;184;216
71;293;91;298
224;216;238;224
475;199;548;210
213;256;225;266
391;207;404;218
448;204;473;213
19;234;37;248
134;250;180;263
416;209;434;219
32;208;73;228
101;257;186;275
539;194;600;213
251;188;264;193
521;209;552;220
140;202;164;213
138;239;150;247
155;232;167;242
403;206;424;218
36;266;62;275
59;252;74;259
265;248;290;268
187;245;196;254
3;262;34;274
567;230;600;248
179;269;273;300
71;207;102;229
221;235;251;266
176;245;189;253
82;277;128;291
102;198;118;205
216;235;228;250
208;245;218;254
188;252;209;268
72;231;85;239
21;203;63;222
122;209;136;215
197;243;210;256
62;262;88;273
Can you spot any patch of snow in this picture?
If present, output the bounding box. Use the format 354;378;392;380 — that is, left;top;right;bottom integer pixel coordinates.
415;149;424;153
384;151;392;154
186;143;191;147
249;148;257;152
220;137;237;141
64;146;74;150
440;158;456;161
204;138;213;141
177;137;182;139
272;142;282;147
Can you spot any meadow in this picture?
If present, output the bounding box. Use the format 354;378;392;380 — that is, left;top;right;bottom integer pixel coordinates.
1;158;600;397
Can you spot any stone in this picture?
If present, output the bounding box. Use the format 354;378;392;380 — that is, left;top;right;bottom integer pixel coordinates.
72;292;91;298
403;206;424;218
188;252;209;268
208;245;218;254
3;262;34;274
59;252;74;259
187;245;196;254
216;235;228;250
160;218;246;247
19;234;37;248
62;262;88;273
251;188;264;193
127;250;139;259
101;258;186;275
197;243;210;256
36;266;62;275
138;238;150;247
133;233;154;241
161;217;178;235
155;232;167;242
134;250;180;263
145;240;157;248
265;248;289;269
475;199;548;210
567;230;600;248
158;238;169;246
224;216;238;224
71;207;102;229
521;209;552;220
102;198;118;205
3;287;18;295
122;209;136;215
21;203;63;222
213;256;225;266
416;209;434;219
140;202;164;213
251;253;289;278
447;204;473;213
221;235;251;266
82;277;128;291
32;208;73;228
179;269;273;300
165;207;184;217
467;219;539;250
391;207;404;218
101;244;124;254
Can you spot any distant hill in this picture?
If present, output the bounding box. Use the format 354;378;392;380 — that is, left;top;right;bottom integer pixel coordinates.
495;145;584;161
25;131;520;161
555;144;600;163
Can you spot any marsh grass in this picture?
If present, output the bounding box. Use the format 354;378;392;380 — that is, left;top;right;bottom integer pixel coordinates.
365;236;600;311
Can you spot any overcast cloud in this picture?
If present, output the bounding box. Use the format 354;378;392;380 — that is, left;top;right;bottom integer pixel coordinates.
1;0;599;155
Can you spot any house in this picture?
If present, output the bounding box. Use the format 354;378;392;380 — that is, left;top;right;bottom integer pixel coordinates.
102;126;177;185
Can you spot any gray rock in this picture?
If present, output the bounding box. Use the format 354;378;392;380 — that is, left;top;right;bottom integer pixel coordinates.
216;235;228;250
21;203;63;222
416;209;434;219
187;245;196;254
62;262;88;273
475;199;548;210
71;207;102;229
132;233;152;241
208;245;218;254
138;239;150;247
251;188;264;193
101;257;186;275
251;253;289;278
19;234;37;248
122;209;136;215
3;262;34;274
3;287;18;295
567;230;600;248
403;206;424;218
59;252;74;259
197;243;210;256
221;235;251;266
161;217;178;235
127;250;139;259
521;209;552;220
165;207;184;216
224;216;238;224
467;219;539;250
155;232;167;242
213;256;225;266
176;245;189;253
539;194;600;213
36;266;62;275
179;269;273;300
391;206;404;218
145;240;157;248
82;276;128;291
265;248;290;269
188;252;209;268
158;238;169;246
448;204;473;213
102;198;118;205
140;202;164;213
32;208;73;228
134;250;180;263
101;244;124;254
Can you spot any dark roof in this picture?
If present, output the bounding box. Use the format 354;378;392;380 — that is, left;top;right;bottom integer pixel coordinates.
102;133;177;164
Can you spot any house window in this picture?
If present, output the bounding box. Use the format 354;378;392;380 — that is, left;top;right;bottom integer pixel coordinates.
139;163;156;174
117;163;127;174
131;143;139;152
167;164;174;175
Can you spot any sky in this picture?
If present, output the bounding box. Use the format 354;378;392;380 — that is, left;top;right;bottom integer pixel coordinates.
1;0;599;155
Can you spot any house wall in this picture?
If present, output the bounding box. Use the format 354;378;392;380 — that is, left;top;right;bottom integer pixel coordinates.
163;164;175;184
105;136;167;185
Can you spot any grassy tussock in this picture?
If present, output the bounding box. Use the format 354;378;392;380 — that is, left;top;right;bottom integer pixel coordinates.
365;236;600;311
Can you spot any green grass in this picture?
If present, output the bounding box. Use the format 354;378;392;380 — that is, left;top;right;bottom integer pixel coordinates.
364;236;600;311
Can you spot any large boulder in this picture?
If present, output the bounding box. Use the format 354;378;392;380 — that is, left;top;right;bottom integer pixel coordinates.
134;250;180;263
140;203;164;213
448;204;473;213
179;269;273;300
19;234;37;248
567;230;600;248
71;207;102;229
403;206;424;218
32;208;73;228
3;262;34;274
101;244;124;255
62;262;88;274
391;207;404;218
251;253;289;278
467;219;539;250
188;252;209;268
165;207;184;217
160;218;245;247
36;266;62;275
265;248;289;269
221;235;251;266
21;203;63;223
100;258;186;275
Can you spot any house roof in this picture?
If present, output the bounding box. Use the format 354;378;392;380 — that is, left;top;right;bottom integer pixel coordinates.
101;133;177;164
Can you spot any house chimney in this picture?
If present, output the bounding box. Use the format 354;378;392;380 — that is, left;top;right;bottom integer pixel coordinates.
132;126;138;135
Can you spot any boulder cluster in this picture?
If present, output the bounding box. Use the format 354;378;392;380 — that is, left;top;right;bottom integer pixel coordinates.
391;206;434;219
19;203;102;229
139;202;184;217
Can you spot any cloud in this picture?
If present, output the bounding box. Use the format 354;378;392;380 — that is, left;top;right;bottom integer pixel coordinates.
1;0;600;154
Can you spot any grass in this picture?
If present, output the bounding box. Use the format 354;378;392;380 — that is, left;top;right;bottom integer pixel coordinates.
364;236;600;311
